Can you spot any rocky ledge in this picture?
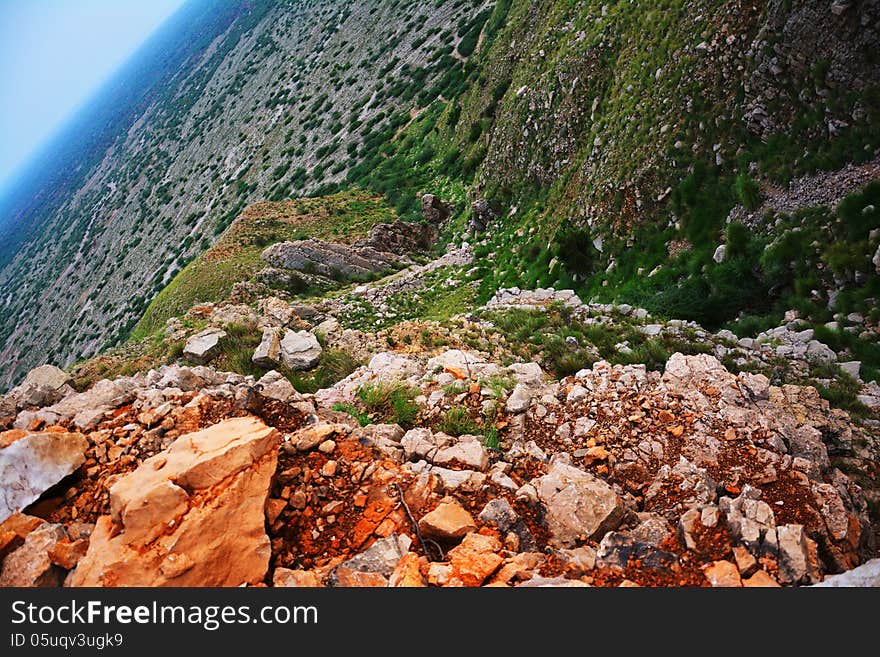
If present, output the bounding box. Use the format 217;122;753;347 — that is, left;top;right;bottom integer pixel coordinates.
0;343;876;587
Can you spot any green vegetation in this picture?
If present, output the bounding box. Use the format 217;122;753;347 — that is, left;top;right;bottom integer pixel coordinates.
356;382;420;428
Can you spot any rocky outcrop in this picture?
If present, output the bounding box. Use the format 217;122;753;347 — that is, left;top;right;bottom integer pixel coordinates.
68;417;279;587
252;328;282;368
261;239;405;281
0;430;88;523
421;194;454;225
354;220;438;255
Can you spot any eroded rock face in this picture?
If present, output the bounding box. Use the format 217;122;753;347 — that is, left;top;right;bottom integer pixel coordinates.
68;417;279;587
354;221;438;255
0;430;88;523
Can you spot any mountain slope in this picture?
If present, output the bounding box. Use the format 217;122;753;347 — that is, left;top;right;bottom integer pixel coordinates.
0;0;878;394
0;0;490;388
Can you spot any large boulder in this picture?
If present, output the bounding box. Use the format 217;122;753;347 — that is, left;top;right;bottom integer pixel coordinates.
280;330;322;370
535;462;626;547
68;417;279;587
183;328;226;364
0;430;88;523
355;221;437;255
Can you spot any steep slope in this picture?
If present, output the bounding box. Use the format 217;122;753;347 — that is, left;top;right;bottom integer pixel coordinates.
0;0;490;388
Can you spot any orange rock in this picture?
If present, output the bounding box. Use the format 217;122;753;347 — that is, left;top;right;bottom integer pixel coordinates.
723;428;738;441
657;410;675;423
331;566;388;587
265;498;287;524
703;560;743;587
68;417;279;587
743;570;781;587
47;538;89;570
0;429;27;448
418;500;477;541
273;568;322;587
389;553;426;587
669;425;685;438
445;532;503;587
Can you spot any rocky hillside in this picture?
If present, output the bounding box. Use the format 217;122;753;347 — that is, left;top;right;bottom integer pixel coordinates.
0;1;879;587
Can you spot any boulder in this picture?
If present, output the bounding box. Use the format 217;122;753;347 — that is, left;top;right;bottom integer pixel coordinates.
252;329;282;368
68;417;279;587
329;534;411;586
814;559;880;587
0;523;67;587
536;462;625;547
21;364;71;391
0;430;88;523
355;221;437;255
421;193;454;225
183;328;226;364
280;330;322;371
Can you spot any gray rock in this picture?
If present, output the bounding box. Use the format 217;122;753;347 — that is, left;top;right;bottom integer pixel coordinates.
252;329;282;368
639;324;664;337
873;243;880;275
0;431;88;523
183;328;227;364
805;340;837;365
354;220;437;255
329;534;411;584
535;462;625;547
506;383;532;414
21;365;71;391
433;436;489;471
712;244;727;263
813;559;880;587
596;532;679;570
774;524;820;585
839;361;861;380
255;370;299;402
280;330;322;371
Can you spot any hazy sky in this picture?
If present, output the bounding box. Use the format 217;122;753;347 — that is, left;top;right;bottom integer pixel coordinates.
0;0;186;192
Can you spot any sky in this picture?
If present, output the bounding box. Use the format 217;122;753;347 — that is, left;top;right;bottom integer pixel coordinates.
0;0;186;193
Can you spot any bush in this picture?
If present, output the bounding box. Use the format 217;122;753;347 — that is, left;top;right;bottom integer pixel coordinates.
733;173;762;210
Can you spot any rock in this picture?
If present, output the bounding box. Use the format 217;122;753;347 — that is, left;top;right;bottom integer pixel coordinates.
805;340;837;365
0;523;66;586
427;349;499;380
331;567;388;587
631;513;673;546
703;560;742;587
47;538;89;570
469;199;495;234
408;462;486;491
273;568;322;587
733;545;758;576
0;430;88;523
814;559;880;587
183;328;226;364
421;193;454;225
354;220;437;255
712;244;727;263
596;533;679;570
535;462;625;547
506;383;532;414
418;500;477;540
330;534;411;585
255;370;300;402
280;330;322;371
444;532;503;586
366;352;424;380
68;417;279;587
292;423;346;451
839;361;861;380
261;238;402;281
252;329;282;368
478;498;537;551
774;524;821;585
742;570;781;587
389;552;426;587
873;243;880;275
21;364;71;391
433;436;489;471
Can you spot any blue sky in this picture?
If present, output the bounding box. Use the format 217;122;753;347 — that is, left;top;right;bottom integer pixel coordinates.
0;0;186;193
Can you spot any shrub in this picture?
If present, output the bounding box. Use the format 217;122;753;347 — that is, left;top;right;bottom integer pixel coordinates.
733;173;762;210
437;406;481;436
